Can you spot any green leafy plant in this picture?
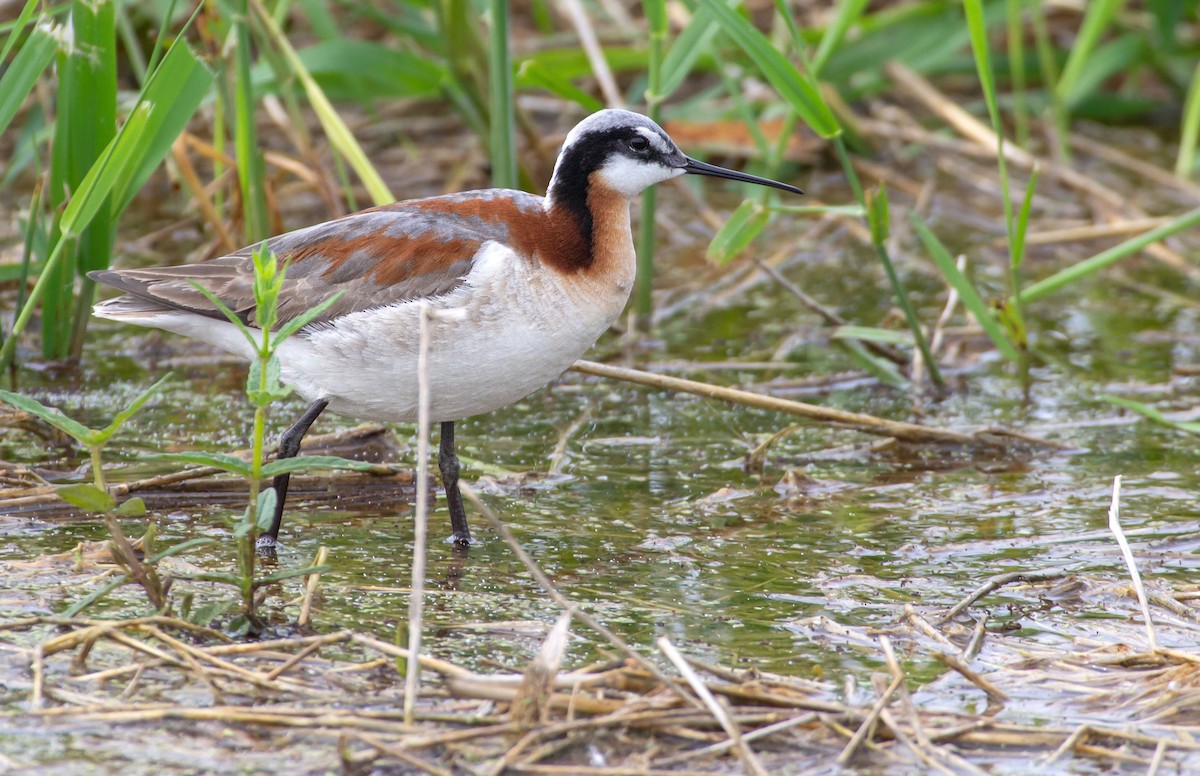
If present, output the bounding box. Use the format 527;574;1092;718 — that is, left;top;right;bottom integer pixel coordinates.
0;375;208;613
143;245;374;633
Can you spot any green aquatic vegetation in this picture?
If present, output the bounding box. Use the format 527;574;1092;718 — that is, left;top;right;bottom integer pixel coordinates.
146;245;374;632
0;374;199;614
0;13;211;374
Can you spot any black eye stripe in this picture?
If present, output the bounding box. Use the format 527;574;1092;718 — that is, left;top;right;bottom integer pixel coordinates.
629;136;649;151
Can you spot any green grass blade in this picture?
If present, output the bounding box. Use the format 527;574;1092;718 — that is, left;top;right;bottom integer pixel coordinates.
0;0;38;64
259;456;379;479
96;373;172;444
1010;166;1039;273
285;40;444;101
487;0;516;189
1017;206;1200;304
1176;62;1200;179
274;290;345;343
58;104;152;237
251;0;394;205
1104;396;1200;435
659;2;724;99
62;574;129;617
866;183;889;244
0;388;95;444
837;339;908;389
810;0;869;78
866;186;943;388
63;0;117;357
113;9;209;215
1005;0;1029;146
515;60;603;111
234;0;269;243
641;0;667;109
699;0;840;139
910;214;1021;364
708;200;770;265
635;0;668;318
1064;33;1143;110
0;19;57;141
1030;0;1069;161
832;326;911;345
1057;0;1128;107
142;451;254;478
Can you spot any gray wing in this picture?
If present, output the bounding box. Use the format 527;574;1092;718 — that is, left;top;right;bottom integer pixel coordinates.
89;190;541;328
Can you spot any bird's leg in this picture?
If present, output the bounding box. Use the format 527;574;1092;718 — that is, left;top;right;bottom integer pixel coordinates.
257;399;329;551
439;420;472;547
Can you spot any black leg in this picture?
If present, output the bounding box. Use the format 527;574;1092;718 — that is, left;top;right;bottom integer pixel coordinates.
439;420;472;546
257;398;329;550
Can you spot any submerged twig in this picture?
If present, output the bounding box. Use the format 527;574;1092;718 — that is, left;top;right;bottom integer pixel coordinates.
936;567;1074;624
931;652;1009;705
570;359;1029;448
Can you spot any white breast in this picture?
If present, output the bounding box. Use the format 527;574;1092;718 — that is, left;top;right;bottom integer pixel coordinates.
274;241;631;422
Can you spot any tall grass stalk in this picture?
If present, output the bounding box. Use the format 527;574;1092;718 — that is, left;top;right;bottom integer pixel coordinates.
250;0;393;205
1056;0;1127;108
963;0;1030;385
487;0;516;189
1029;0;1069;161
702;0;942;388
1005;0;1029;147
234;0;269;243
864;184;944;388
0;13;211;376
635;0;667;319
404;304;434;725
1176;63;1200;180
41;2;116;361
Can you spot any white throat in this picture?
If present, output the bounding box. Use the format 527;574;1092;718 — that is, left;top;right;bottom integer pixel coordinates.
593;156;685;199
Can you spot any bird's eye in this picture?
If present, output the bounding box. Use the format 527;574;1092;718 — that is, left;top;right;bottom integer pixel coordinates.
628;136;650;152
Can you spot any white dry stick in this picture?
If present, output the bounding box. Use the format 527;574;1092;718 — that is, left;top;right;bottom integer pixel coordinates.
404;303;434;725
657;637;769;776
1108;475;1158;651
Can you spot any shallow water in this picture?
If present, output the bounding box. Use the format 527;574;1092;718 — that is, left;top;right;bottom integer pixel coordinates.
4;232;1197;684
3;180;1200;775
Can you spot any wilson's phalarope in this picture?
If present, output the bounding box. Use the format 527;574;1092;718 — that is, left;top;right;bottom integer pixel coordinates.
91;109;802;548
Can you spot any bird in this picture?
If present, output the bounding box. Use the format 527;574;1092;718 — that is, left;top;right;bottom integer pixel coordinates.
89;109;802;550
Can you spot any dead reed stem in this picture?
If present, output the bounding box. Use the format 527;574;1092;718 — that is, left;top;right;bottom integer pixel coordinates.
570;359;1008;447
297;545;327;627
658;637;768;776
1108;475;1158;651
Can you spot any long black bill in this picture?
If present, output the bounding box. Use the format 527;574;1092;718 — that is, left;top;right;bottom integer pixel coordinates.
682;156;804;195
